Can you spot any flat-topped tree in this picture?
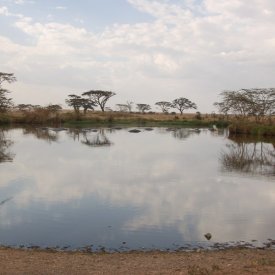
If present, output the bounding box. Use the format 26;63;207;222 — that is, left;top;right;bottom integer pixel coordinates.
46;104;62;113
172;97;197;114
0;72;16;113
82;90;116;112
66;94;96;114
136;103;151;113
155;101;172;113
66;95;82;114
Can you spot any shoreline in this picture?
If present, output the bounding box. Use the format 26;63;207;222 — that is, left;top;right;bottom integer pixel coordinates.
1;247;275;274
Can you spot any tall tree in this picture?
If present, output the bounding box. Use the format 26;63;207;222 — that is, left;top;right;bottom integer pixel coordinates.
82;90;115;112
172;97;197;114
0;72;16;113
155;101;172;113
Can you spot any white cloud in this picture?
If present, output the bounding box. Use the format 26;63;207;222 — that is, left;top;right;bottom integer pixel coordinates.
55;6;67;10
14;0;25;4
1;0;275;111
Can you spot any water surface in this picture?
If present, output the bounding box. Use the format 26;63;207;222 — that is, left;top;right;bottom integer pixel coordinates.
0;127;274;251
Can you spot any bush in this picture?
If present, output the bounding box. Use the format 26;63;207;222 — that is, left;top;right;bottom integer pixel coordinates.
195;111;202;120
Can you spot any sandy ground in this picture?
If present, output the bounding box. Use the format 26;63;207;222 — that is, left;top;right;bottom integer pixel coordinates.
1;248;275;274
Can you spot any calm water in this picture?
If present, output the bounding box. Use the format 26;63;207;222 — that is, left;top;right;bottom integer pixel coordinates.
0;127;275;251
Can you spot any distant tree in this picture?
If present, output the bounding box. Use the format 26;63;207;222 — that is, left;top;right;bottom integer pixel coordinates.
116;104;128;112
116;101;134;112
17;104;34;112
172;97;197;114
126;101;134;112
66;95;82;114
195;111;202;120
0;72;16;113
82;90;116;112
243;88;275;121
46;104;62;113
136;103;151;113
105;107;113;112
66;94;96;114
155;101;172;113
214;90;251;119
214;89;275;121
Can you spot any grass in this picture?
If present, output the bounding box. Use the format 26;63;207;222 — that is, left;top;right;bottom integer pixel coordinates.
2;110;275;137
1;110;229;128
228;122;275;137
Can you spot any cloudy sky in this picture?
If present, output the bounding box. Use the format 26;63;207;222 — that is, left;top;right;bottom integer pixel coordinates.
1;0;275;112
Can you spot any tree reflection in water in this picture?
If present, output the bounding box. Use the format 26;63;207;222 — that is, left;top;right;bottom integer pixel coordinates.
81;129;112;147
23;127;59;143
172;128;201;140
0;129;14;163
221;136;275;176
66;128;112;147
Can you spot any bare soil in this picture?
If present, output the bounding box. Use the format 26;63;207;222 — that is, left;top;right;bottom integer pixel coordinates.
1;248;275;274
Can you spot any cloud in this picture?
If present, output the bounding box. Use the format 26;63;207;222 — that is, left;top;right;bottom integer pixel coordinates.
14;0;25;4
0;6;9;15
1;0;275;111
55;6;67;10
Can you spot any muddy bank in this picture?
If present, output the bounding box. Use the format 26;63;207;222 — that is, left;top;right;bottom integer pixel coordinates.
1;247;275;274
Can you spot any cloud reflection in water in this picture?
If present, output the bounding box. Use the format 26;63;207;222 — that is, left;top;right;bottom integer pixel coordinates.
0;127;274;250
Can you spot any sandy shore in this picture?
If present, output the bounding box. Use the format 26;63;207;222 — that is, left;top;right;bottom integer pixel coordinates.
1;247;275;274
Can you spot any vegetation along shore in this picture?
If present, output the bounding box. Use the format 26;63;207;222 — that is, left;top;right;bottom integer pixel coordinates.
0;72;274;135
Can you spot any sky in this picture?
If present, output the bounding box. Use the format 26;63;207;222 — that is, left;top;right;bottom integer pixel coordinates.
0;0;275;113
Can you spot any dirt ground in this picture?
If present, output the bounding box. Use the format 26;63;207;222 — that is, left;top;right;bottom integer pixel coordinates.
1;248;275;274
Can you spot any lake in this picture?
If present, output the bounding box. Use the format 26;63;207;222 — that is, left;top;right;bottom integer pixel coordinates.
0;126;274;251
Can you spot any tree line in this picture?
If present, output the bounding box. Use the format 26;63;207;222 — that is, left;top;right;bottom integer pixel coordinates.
1;72;275;118
66;90;197;114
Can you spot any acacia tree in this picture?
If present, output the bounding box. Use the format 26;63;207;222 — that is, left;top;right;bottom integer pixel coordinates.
0;72;16;113
214;90;251;119
243;88;275;121
172;97;197;114
155;101;172;113
17;104;34;112
46;104;62;113
66;94;96;114
214;88;275;121
136;103;151;113
82;90;116;112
